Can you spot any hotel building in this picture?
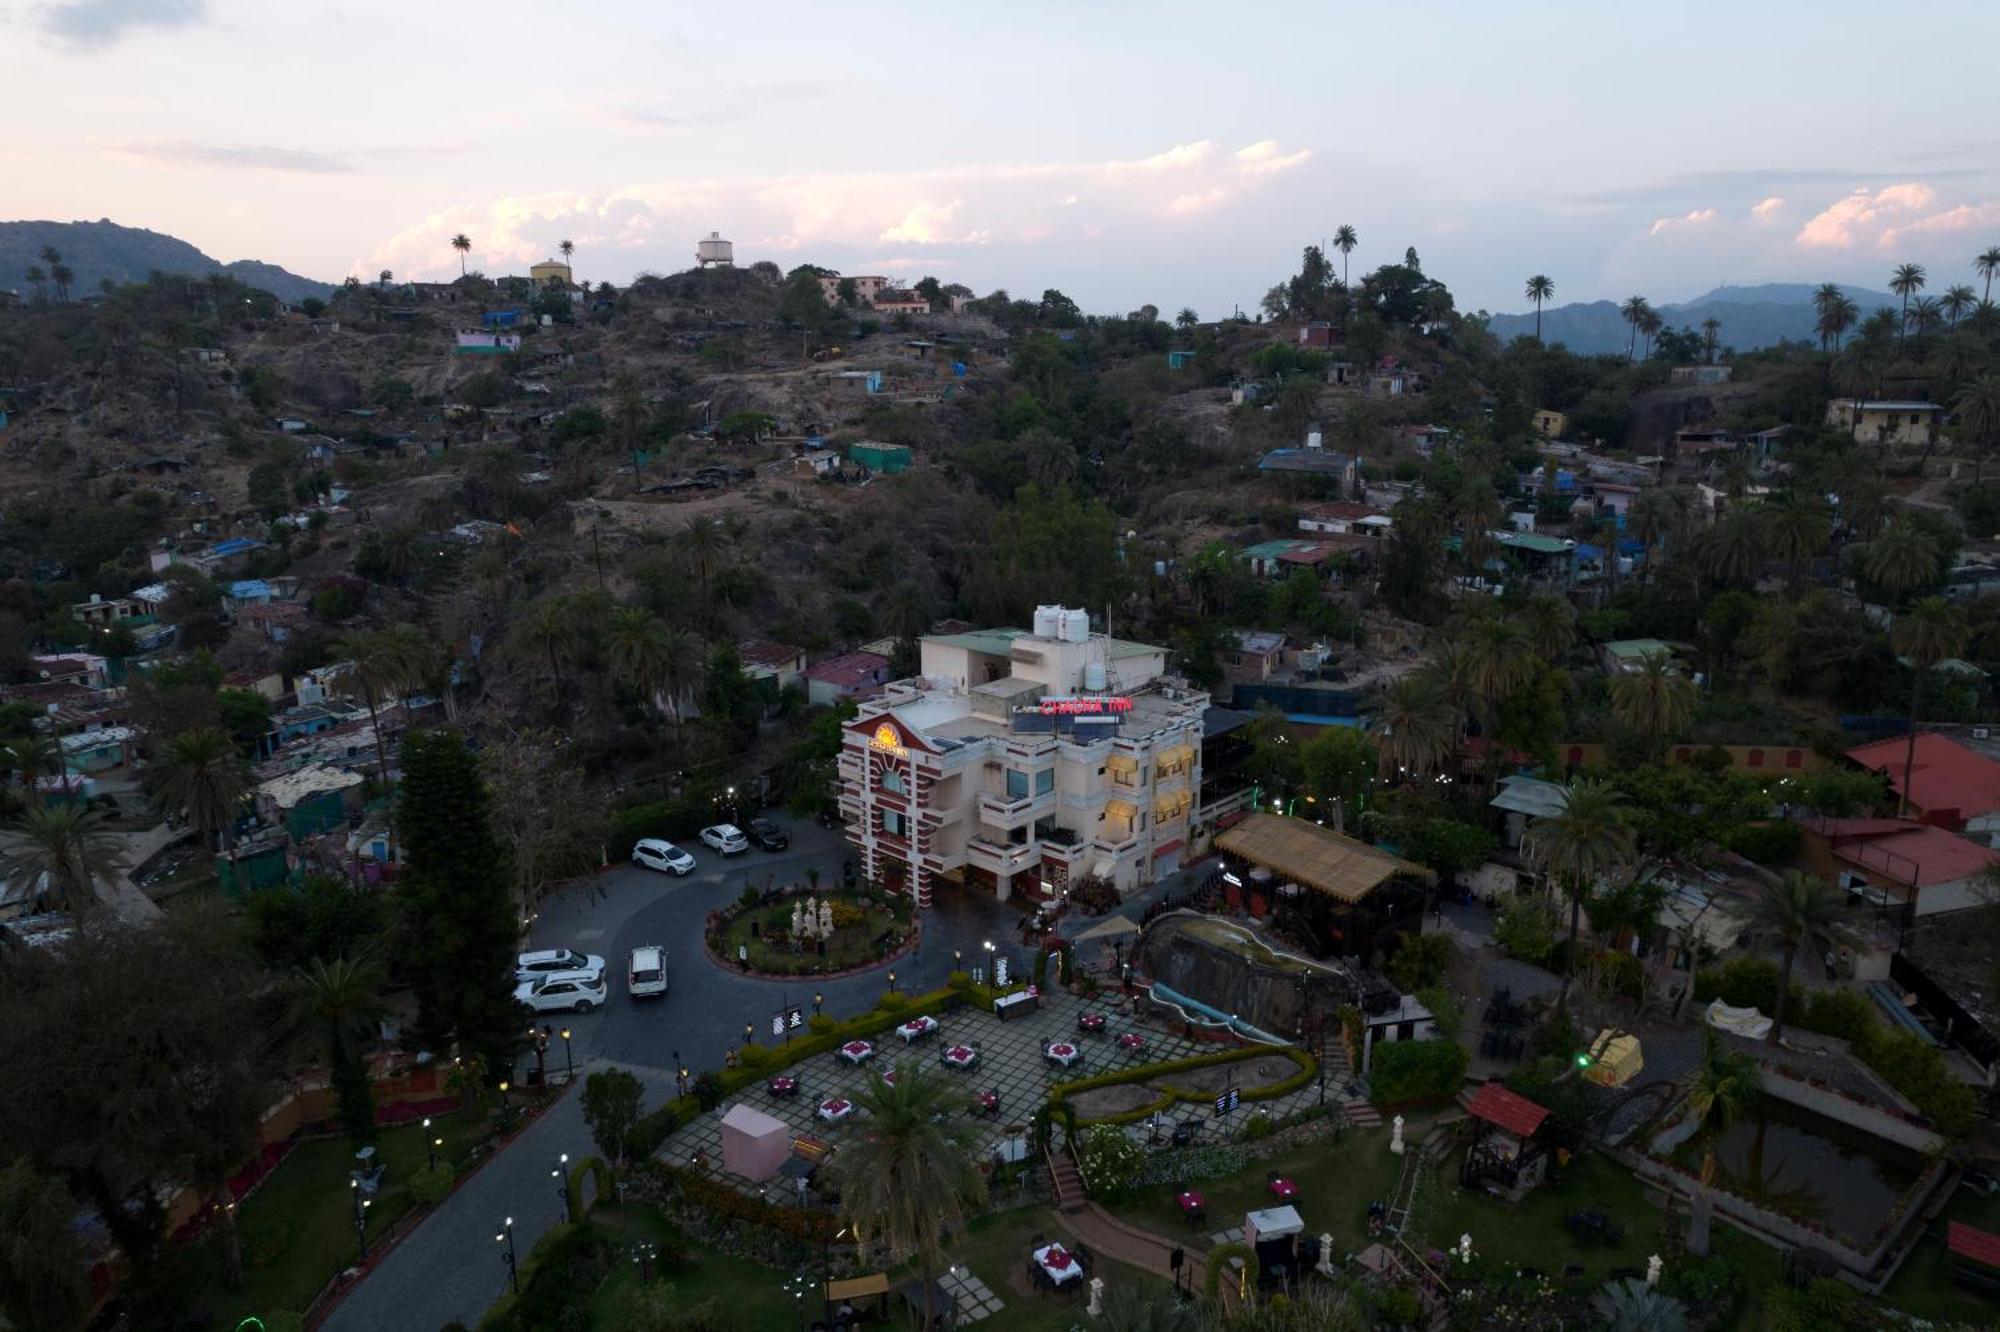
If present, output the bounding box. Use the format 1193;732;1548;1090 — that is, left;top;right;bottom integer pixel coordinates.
837;607;1208;909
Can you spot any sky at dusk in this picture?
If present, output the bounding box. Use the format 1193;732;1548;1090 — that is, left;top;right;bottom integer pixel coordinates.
6;0;2000;315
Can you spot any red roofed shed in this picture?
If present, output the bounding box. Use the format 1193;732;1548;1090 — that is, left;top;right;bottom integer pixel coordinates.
1466;1082;1550;1138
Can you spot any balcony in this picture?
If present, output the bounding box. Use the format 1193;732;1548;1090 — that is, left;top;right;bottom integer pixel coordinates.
976;788;1054;829
966;836;1040;875
1095;827;1141;855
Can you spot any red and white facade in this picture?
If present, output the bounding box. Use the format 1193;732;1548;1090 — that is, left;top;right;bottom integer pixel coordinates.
836;608;1207;909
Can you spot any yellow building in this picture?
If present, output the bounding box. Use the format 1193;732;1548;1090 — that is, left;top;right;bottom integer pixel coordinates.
1824;399;1941;447
529;258;574;289
1532;408;1566;438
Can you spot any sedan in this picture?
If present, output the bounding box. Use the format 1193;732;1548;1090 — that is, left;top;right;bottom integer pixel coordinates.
515;949;605;984
700;823;749;855
514;970;608;1014
633;838;697;875
746;818;789;852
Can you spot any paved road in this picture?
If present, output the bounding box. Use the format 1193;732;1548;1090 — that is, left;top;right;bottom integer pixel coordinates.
323;813;1031;1332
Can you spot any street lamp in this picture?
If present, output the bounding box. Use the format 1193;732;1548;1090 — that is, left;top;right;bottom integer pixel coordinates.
559;1027;574;1083
554;1153;573;1223
953;948;963;970
887;969;897;993
498;1080;513;1132
496;1217;519;1294
630;1238;659;1283
423;1117;438;1171
744;1022;754;1047
783;1272;813;1332
349;1178;372;1262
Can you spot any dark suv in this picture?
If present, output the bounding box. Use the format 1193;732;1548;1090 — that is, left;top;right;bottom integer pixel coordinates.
746;817;789;852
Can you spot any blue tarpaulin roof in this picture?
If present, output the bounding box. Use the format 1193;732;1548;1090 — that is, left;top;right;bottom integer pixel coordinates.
206;538;265;558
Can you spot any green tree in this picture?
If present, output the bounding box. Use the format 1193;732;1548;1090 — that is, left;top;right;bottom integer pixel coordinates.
1747;872;1849;1046
581;1068;645;1165
1760;493;1831;594
451;232;472;275
396;730;519;1075
215;686;273;750
1700;504;1766;585
1685;1030;1760;1256
293;953;386;1148
1524;274;1554;342
1890;597;1968;815
1861;519;1941;602
1365;675;1455;777
1609;652;1698;752
1620;294;1652;362
1591;1277;1688;1332
340;623;440;858
1521;593;1576;662
0;1157;89;1332
1298;726;1377;828
147;726;250;849
606;607;673;711
1951;374;2000;483
829;1061;986;1331
1332;223;1358;290
1889;261;1927;341
1523;779;1635;1013
520;595;580;692
0;805;122;914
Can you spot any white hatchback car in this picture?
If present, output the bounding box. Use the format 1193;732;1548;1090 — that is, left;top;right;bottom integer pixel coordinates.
628;945;669;998
700;823;749;855
515;949;605;984
632;838;697;875
514;969;608;1014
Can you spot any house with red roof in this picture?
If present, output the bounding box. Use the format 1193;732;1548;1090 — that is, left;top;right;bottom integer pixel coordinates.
1797;816;2000;917
1846;732;2000;831
737;639;807;692
1461;1082;1554;1200
804;650;891;707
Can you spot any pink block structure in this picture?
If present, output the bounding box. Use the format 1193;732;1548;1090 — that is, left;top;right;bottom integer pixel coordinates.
719;1103;790;1182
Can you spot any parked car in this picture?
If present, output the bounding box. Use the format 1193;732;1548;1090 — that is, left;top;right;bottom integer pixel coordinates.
700;823;749;855
746;818;789;852
632;838;697;875
628;945;668;998
514;970;608;1014
515;949;605;983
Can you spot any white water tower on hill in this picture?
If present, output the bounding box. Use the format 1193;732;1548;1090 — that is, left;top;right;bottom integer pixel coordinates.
696;232;735;267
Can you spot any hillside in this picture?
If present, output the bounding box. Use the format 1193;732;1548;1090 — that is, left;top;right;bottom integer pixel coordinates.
1485;282;1899;355
0;218;333;303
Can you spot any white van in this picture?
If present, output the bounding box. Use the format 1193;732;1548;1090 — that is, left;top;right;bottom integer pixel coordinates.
628;945;668;998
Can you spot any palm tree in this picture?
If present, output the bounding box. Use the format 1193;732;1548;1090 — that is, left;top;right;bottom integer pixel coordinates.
340;624;438;858
829;1061;987;1331
50;264;72;304
1810;283;1844;354
1455;612;1535;707
521;596;580;692
1890;262;1927;342
1524;275;1554;342
294;953;387;1148
1978;247;2000;304
1908;295;1943;344
1942;284;1976;329
1365;675;1455;778
658;627;706;723
1685;1029;1760;1257
606;606;672;710
1609;653;1698;751
1700;316;1721;364
0;805;123;914
1591;1278;1688;1332
1759;493;1832;594
1861;520;1940;602
1699;503;1766;585
1174;307;1198;330
676;515;726;606
1629;486;1688;582
148;726;250;850
558;238;575;280
377;268;392;289
1955;374;2000;484
450;233;472;276
22;264;45;303
1891;597;1968;817
1332;224;1358;289
0;734;60;790
1620;295;1651;362
1523;779;1634;1013
1521;594;1576;663
1639;307;1664;360
1748;872;1849;1046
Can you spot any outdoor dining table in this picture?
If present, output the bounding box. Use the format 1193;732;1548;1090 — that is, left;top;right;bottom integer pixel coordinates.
1116;1032;1146;1052
1176;1190;1207;1223
878;1067;897;1087
766;1075;799;1098
817;1097;854;1125
941;1043;979;1071
896;1015;940;1043
836;1039;875;1065
1268;1176;1298;1202
1032;1242;1084;1287
1076;1013;1107;1034
973;1090;1000;1116
1044;1041;1082;1069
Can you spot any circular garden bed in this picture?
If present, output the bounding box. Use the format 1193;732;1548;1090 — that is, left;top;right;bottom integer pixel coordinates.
707;889;913;977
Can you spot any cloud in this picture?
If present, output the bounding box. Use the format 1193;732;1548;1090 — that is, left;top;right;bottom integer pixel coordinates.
1649;207;1718;235
1108;141;1214;174
39;0;204;49
587;81;829;131
1880;200;2000;249
1751;196;1786;221
113;139;461;174
1166;189;1230;216
878;199;990;245
1233;140;1311;177
1794;182;1938;248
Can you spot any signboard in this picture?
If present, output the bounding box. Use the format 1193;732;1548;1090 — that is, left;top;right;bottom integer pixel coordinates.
994;956;1010;987
771;1013;786;1038
1212;1088;1240;1118
868;721;908;758
1014;696;1133;717
771;1006;804;1038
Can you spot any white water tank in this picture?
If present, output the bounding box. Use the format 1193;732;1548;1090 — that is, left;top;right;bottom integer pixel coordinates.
1083;661;1108;692
1305;426;1323;451
1057;608;1090;643
695;232;735;267
1033;605;1063;639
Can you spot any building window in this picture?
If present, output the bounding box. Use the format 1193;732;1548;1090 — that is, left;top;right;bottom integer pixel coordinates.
1005;770;1028;799
1035;769;1054;795
882;810;906;837
880;767;906;795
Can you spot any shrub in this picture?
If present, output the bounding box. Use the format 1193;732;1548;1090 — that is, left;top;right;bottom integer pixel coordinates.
807;1014;836;1034
1076;1124;1148;1201
946;970;972;990
1386;932;1455;991
239;1214;293;1268
1857;1028;1979;1138
1802;988;1876;1044
1240;1111;1277;1142
1368;1038;1468;1106
1725;821;1801;865
407;1161;455;1207
736;1044;774;1068
1494;895;1559;965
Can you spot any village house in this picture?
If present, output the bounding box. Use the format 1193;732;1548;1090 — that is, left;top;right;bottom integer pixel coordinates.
1845;732;2000;833
1258;430;1356;492
1297;500;1391;537
59;725;138;774
1532;408;1567;438
738;639;808;692
1825;400;1943;447
528;258;574;289
71;594;143;627
454;329;522;354
1296;321;1340;349
1670;364;1733;386
806;650;892;707
871;290;931;315
1223;630;1287;684
1796;817;2000;918
837;607;1207;906
793;448;841;478
816;274;891;307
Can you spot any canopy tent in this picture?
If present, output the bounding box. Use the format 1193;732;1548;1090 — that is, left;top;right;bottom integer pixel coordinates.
1244;1205;1304;1246
1705;999;1772;1041
1215;813;1433;903
824;1273;891;1301
1584;1030;1643;1088
1075;914;1142;943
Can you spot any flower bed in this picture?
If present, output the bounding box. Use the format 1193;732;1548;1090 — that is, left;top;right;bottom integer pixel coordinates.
1046;1044;1318;1125
706;888;912;976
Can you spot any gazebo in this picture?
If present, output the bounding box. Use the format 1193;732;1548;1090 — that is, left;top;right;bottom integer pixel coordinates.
1460;1082;1553;1201
1213;813;1433;958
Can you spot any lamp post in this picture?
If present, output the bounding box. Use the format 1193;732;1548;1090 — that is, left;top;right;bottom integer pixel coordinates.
423;1117;438;1171
813;992;823;1016
982;938;994;982
554;1152;573;1223
496;1217;519;1294
784;1272;812;1332
953;948;963;971
630;1238;659;1284
887;969;897;993
743;1022;754;1048
498;1079;513;1131
559;1027;574;1083
349;1178;372;1263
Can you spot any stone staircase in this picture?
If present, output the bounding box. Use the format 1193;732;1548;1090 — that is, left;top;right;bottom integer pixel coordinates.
1046;1145;1086;1214
1321;1037;1382;1128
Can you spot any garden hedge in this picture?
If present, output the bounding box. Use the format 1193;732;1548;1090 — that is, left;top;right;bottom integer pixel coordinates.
1047;1044;1318;1126
1366;1037;1467;1107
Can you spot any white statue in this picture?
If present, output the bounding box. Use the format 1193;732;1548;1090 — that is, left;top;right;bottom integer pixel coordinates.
1457;1233;1473;1264
1086;1277;1103;1316
817;898;834;939
791;900;805;938
1050;950;1064;984
1317;1233;1336;1276
1646;1254;1663;1287
1390;1115;1405;1155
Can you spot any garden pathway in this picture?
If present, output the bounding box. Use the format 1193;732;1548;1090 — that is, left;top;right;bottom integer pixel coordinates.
1055;1202;1212;1296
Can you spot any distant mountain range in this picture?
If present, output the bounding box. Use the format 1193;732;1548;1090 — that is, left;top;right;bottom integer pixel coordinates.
0;219;334;303
1484;283;1900;356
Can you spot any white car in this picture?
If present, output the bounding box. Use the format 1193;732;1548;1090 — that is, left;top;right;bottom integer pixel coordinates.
633;838;697;875
515;949;605;984
700;823;749;855
514;970;608;1014
628;945;668;998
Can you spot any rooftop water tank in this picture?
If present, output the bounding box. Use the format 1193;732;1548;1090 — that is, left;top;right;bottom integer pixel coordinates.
1033;605;1063;639
1305;426;1323;451
1057;608;1090;643
1083;661;1108;692
695;232;735;267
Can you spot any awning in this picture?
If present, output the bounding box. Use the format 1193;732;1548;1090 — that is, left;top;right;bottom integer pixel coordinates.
825;1273;891;1301
1152;838;1185;859
1214;812;1432;903
1075;915;1142;943
1949;1221;2000;1269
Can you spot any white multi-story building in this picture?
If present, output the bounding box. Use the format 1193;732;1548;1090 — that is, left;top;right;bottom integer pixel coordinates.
837;607;1207;909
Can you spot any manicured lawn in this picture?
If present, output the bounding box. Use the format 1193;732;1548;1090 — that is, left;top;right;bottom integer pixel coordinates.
945;1203;1176;1331
1878;1182;2000;1325
587;1204;800;1330
1119;1131;1404;1261
1419;1151;1662;1277
187;1108;482;1326
714;893;910;976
